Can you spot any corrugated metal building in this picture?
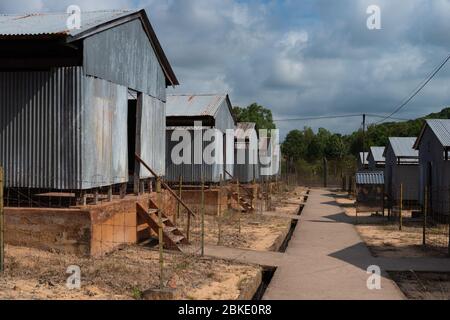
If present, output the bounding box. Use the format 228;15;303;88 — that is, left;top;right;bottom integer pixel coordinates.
165;94;236;183
0;9;178;190
368;147;386;170
414;120;450;216
355;171;384;213
259;135;280;180
384;137;419;202
234;123;259;183
358;152;369;171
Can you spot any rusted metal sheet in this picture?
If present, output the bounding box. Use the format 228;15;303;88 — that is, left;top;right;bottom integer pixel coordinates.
83;19;166;101
0;67;83;189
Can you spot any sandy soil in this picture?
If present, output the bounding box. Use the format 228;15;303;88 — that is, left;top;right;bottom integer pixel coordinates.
177;187;306;252
0;245;260;300
334;193;446;258
389;271;450;300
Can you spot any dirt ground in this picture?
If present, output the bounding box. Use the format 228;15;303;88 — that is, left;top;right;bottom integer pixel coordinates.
178;187;307;252
389;271;450;300
0;245;260;300
334;193;446;258
0;186;307;300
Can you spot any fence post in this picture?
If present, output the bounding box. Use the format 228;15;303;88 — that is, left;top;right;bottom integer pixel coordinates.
237;178;241;235
399;184;403;231
176;175;182;225
156;177;164;289
423;186;428;247
218;174;223;246
0;167;4;273
201;175;205;256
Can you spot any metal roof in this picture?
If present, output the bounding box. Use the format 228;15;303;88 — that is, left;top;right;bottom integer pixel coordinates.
414;119;450;149
359;152;368;165
387;137;419;158
356;171;384;185
166;94;231;118
0;10;131;37
0;9;179;86
369;147;386;163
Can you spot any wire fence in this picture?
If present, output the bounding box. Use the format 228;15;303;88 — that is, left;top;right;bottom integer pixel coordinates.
385;184;449;256
0;165;287;297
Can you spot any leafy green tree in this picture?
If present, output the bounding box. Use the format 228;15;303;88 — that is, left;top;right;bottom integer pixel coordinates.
233;103;276;131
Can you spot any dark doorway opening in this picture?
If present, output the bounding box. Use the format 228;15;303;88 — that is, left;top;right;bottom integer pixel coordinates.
128;99;137;179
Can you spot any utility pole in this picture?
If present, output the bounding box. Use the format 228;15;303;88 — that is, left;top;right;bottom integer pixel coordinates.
362;114;366;159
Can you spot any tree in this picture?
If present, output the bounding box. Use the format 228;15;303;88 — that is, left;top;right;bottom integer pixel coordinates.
233;103;276;131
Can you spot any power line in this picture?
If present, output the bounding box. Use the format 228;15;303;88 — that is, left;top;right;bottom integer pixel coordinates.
273;113;410;123
375;53;450;125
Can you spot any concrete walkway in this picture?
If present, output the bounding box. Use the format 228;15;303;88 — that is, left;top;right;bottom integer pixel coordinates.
204;189;450;300
262;189;404;300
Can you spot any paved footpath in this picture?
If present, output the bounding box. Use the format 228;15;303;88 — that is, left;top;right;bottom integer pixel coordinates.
205;189;450;300
262;189;404;300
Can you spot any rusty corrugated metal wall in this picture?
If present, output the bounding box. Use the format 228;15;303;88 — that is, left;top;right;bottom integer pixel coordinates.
0;67;83;189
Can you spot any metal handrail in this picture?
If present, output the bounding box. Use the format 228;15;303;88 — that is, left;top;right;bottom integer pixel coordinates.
135;154;196;218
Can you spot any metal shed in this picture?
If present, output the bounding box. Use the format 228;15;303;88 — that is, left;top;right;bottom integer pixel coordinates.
165;94;237;184
356;171;384;213
367;147;386;170
384;137;419;203
259;135;281;181
414;120;450;216
358;152;369;171
234;123;260;183
0;9;178;190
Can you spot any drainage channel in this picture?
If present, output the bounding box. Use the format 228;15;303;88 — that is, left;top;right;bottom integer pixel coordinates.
252;266;277;300
253;200;307;300
278;204;305;253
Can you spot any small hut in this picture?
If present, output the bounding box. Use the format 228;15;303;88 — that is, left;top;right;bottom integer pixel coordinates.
358;152;369;171
355;171;385;214
414;119;450;217
234;123;260;183
165;94;236;184
368;147;386;170
384;137;419;204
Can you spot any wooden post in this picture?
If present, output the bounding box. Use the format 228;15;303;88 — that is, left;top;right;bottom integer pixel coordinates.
107;185;113;202
237;178;241;235
323;158;328;188
93;189;99;205
201;175;205;256
156;177;164;289
423;186;428;247
218;174;223;245
399;184;403;231
0;167;4;273
176;175;182;225
120;183;127;199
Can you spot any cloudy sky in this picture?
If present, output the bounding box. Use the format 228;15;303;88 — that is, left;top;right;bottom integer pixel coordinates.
1;0;450;138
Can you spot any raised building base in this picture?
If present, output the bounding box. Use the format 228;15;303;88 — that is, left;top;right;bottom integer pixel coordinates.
4;191;177;257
